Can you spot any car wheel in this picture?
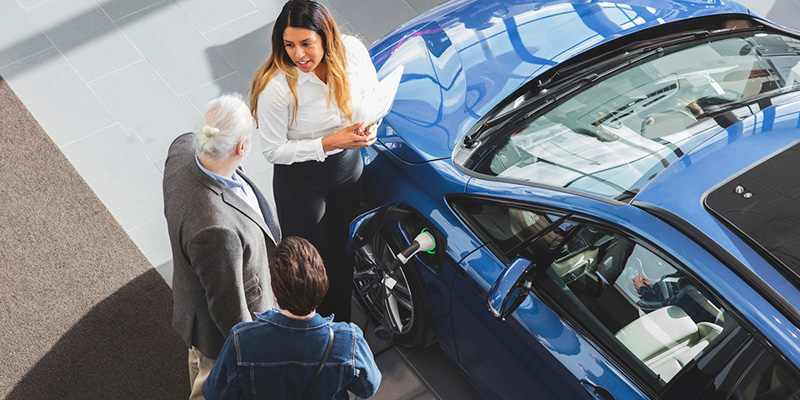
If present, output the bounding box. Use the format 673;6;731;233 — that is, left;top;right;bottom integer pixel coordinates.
353;228;437;348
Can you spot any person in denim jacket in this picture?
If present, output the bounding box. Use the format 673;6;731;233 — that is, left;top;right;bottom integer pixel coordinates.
203;236;381;399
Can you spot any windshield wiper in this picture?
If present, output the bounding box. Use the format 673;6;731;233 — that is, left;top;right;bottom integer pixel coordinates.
463;73;600;149
640;30;711;52
463;74;558;149
463;107;517;148
700;88;800;128
463;30;720;150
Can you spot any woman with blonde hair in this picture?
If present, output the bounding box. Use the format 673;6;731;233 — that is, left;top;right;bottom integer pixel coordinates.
250;0;378;322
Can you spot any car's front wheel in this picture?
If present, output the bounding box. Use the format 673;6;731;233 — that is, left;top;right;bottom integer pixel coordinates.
353;228;436;348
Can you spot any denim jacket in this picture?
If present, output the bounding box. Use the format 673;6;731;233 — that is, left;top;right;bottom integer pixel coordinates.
203;309;381;399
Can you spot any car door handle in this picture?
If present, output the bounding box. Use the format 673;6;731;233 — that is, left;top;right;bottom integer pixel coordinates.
580;380;615;400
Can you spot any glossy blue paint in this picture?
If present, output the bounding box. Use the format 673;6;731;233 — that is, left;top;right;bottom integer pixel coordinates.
466;176;800;367
487;257;532;318
635;102;800;327
348;1;800;398
369;0;750;164
451;248;648;399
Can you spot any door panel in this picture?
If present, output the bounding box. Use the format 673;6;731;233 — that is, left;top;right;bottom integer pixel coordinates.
450;246;646;399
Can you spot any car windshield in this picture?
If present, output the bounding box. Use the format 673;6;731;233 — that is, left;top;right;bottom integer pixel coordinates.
469;32;800;201
706;141;800;281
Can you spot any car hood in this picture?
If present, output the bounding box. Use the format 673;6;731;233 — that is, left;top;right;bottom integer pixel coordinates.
369;0;751;164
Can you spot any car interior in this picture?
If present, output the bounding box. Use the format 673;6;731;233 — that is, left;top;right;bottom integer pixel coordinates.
476;33;800;201
536;222;732;384
459;200;734;385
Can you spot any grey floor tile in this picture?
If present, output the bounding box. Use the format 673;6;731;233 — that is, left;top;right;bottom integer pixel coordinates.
174;0;256;33
405;345;484;400
27;0;143;82
155;155;167;174
60;124;164;231
314;0;348;26
182;72;249;113
155;259;173;287
338;21;358;38
97;0;164;21
0;47;117;146
17;0;50;8
404;0;448;15
205;11;272;88
117;1;233;95
248;0;285;23
247;163;276;205
372;349;437;400
328;0;417;44
350;298;397;356
311;1;356;38
351;299;481;399
242;137;272;178
89;60;201;161
749;0;800;30
744;0;778;18
127;217;171;269
0;2;53;68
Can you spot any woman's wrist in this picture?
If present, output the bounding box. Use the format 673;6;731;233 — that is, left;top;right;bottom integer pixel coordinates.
321;136;336;152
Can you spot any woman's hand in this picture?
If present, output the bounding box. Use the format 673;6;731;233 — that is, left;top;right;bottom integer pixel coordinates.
321;123;377;152
363;118;381;139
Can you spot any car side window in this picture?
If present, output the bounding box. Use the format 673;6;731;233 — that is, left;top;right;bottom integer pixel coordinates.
451;199;564;259
528;221;738;388
729;349;800;400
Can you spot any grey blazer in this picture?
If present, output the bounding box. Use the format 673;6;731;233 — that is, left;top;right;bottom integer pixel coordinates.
163;133;280;359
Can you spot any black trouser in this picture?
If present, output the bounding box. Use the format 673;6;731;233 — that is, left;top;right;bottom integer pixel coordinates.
273;149;362;322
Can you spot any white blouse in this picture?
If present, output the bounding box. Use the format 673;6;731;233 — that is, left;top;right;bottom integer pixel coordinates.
257;35;379;165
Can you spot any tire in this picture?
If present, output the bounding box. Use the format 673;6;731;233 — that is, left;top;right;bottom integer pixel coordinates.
353;227;437;348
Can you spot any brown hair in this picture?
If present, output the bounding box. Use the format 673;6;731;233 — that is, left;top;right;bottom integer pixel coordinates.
249;0;351;127
270;236;329;316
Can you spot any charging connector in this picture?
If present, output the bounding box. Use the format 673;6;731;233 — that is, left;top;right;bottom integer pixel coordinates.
396;230;436;265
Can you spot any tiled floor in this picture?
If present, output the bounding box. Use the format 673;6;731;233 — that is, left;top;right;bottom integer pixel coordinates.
0;0;449;278
0;0;479;398
2;0;799;399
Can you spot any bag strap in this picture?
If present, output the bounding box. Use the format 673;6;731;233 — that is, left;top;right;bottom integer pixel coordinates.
302;324;334;400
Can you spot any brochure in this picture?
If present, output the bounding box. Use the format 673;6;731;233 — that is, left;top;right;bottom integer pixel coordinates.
353;65;405;132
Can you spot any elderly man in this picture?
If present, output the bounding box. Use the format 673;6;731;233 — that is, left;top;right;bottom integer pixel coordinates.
163;94;281;399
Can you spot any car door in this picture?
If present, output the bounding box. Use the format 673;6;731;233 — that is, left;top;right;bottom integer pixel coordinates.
447;195;643;399
447;194;749;399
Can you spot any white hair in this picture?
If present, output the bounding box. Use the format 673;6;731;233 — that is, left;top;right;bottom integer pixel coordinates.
194;94;253;160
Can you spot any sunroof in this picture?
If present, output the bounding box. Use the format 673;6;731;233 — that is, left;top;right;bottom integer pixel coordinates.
705;142;800;282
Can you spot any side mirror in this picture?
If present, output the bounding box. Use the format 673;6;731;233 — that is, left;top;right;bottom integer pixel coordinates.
487;258;535;320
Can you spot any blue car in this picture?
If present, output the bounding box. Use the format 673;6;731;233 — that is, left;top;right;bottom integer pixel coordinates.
348;0;800;398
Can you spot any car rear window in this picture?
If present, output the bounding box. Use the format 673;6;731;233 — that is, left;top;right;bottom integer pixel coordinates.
705;141;800;281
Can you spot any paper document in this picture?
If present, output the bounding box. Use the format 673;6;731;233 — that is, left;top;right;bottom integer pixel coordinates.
353;65;404;129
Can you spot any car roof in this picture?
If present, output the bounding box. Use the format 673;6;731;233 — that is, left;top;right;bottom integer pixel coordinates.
633;99;800;317
371;0;751;164
634;100;800;255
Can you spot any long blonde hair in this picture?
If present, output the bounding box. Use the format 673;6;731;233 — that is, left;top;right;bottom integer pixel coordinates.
249;0;351;127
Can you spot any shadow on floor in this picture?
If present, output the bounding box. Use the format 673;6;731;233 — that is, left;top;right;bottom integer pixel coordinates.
6;269;188;400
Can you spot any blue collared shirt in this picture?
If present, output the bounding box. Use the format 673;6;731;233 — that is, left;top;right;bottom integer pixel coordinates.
195;154;264;220
203;309;381;399
195;153;247;196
